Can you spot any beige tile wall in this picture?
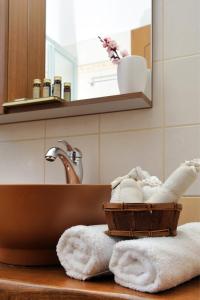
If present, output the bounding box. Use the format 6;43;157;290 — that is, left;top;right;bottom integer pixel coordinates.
0;0;200;196
179;197;200;224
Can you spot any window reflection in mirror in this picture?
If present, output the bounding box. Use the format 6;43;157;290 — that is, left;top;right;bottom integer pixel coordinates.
46;0;152;101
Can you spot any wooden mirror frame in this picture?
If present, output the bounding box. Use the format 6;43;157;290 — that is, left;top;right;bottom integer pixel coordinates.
0;0;152;124
0;0;45;105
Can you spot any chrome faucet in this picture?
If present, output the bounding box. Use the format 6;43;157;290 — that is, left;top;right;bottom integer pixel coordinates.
45;140;83;184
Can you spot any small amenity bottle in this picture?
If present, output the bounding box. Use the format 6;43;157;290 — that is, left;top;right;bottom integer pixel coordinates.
53;76;62;98
42;78;51;98
64;82;71;101
33;79;41;99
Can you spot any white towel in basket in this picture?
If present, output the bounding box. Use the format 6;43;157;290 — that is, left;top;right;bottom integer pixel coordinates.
147;160;200;203
111;178;143;203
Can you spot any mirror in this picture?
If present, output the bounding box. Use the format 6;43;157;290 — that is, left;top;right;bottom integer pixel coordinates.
45;0;152;101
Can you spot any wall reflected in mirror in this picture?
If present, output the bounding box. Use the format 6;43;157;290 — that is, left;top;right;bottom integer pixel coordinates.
46;0;152;101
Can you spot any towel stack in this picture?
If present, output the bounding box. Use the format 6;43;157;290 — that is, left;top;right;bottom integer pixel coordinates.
57;222;200;293
57;160;200;293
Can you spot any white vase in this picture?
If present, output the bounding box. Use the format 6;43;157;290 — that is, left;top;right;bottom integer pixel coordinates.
117;55;147;94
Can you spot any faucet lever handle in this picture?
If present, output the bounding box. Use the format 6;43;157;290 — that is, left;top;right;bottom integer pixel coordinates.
58;140;74;152
58;140;82;161
74;147;82;158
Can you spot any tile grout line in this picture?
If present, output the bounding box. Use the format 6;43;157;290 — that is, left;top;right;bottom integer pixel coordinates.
100;126;162;135
0;137;45;143
162;0;165;181
1;120;200;145
162;52;200;63
43;120;47;184
1;122;200;144
98;115;101;184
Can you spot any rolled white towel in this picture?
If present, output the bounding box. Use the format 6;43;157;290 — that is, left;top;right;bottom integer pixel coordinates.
111;178;143;203
147;187;177;203
57;225;118;280
111;167;150;189
147;161;200;203
139;176;162;202
119;178;143;203
111;167;151;203
109;222;200;293
111;176;125;189
133;166;150;181
185;158;200;170
111;185;121;203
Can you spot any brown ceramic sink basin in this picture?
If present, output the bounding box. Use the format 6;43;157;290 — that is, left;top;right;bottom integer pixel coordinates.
0;184;111;266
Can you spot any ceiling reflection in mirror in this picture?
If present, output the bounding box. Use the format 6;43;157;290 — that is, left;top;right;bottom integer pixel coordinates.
46;0;152;101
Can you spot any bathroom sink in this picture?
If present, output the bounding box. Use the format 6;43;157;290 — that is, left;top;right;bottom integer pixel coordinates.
0;184;111;266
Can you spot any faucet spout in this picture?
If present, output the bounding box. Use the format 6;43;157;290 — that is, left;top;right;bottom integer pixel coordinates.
45;144;83;184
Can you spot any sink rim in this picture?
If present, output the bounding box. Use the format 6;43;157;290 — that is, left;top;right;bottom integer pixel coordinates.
0;184;111;187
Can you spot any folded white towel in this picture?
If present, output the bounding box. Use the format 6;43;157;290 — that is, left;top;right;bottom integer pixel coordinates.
185;158;200;170
139;176;162;202
147;161;200;203
111;185;121;203
111;167;150;203
119;178;143;203
111;167;150;189
111;178;143;203
109;222;200;293
57;225;118;280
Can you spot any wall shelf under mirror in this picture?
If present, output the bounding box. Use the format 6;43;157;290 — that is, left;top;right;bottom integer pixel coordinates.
0;92;151;124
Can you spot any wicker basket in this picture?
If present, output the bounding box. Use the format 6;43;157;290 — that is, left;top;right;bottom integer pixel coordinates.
103;202;182;237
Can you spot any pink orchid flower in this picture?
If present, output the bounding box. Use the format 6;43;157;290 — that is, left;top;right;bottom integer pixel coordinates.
98;35;128;65
108;40;118;51
120;49;129;57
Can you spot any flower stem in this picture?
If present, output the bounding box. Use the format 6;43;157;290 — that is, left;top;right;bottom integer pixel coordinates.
113;50;120;59
98;36;104;43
